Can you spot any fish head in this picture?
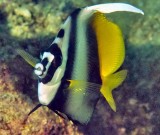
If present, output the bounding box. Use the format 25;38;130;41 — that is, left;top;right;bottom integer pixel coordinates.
34;44;62;84
34;45;63;105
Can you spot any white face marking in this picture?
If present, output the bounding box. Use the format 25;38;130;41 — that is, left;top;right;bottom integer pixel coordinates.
38;52;54;79
42;52;54;63
38;82;61;105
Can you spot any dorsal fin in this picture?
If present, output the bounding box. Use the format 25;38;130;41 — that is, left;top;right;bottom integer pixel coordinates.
91;12;128;111
85;3;144;15
91;12;125;76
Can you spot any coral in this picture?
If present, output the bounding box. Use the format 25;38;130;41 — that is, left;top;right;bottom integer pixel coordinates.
0;62;81;134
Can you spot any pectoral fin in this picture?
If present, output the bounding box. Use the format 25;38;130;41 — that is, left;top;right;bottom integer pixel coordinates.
68;80;100;94
16;49;39;67
64;80;100;124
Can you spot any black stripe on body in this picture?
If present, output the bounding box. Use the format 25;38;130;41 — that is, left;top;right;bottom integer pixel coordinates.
48;9;83;121
86;21;101;84
63;8;81;80
47;80;72;120
57;29;65;38
48;9;102;124
40;43;62;84
48;79;100;124
63;8;101;84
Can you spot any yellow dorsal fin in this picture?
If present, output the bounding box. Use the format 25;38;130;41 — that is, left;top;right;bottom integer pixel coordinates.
91;12;127;111
91;12;125;77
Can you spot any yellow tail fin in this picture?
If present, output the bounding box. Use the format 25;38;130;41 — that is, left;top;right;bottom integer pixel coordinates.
100;70;127;112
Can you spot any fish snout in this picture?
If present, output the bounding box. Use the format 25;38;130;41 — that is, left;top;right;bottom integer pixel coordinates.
34;63;44;76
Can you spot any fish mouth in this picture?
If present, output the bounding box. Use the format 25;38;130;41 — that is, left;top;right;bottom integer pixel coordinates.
34;63;44;76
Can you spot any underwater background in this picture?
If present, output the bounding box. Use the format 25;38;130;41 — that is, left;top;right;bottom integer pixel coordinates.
0;0;159;135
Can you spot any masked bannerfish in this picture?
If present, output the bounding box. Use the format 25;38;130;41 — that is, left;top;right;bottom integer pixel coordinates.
17;3;144;124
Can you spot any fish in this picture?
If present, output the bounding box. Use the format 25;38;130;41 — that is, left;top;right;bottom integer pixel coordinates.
16;3;144;125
